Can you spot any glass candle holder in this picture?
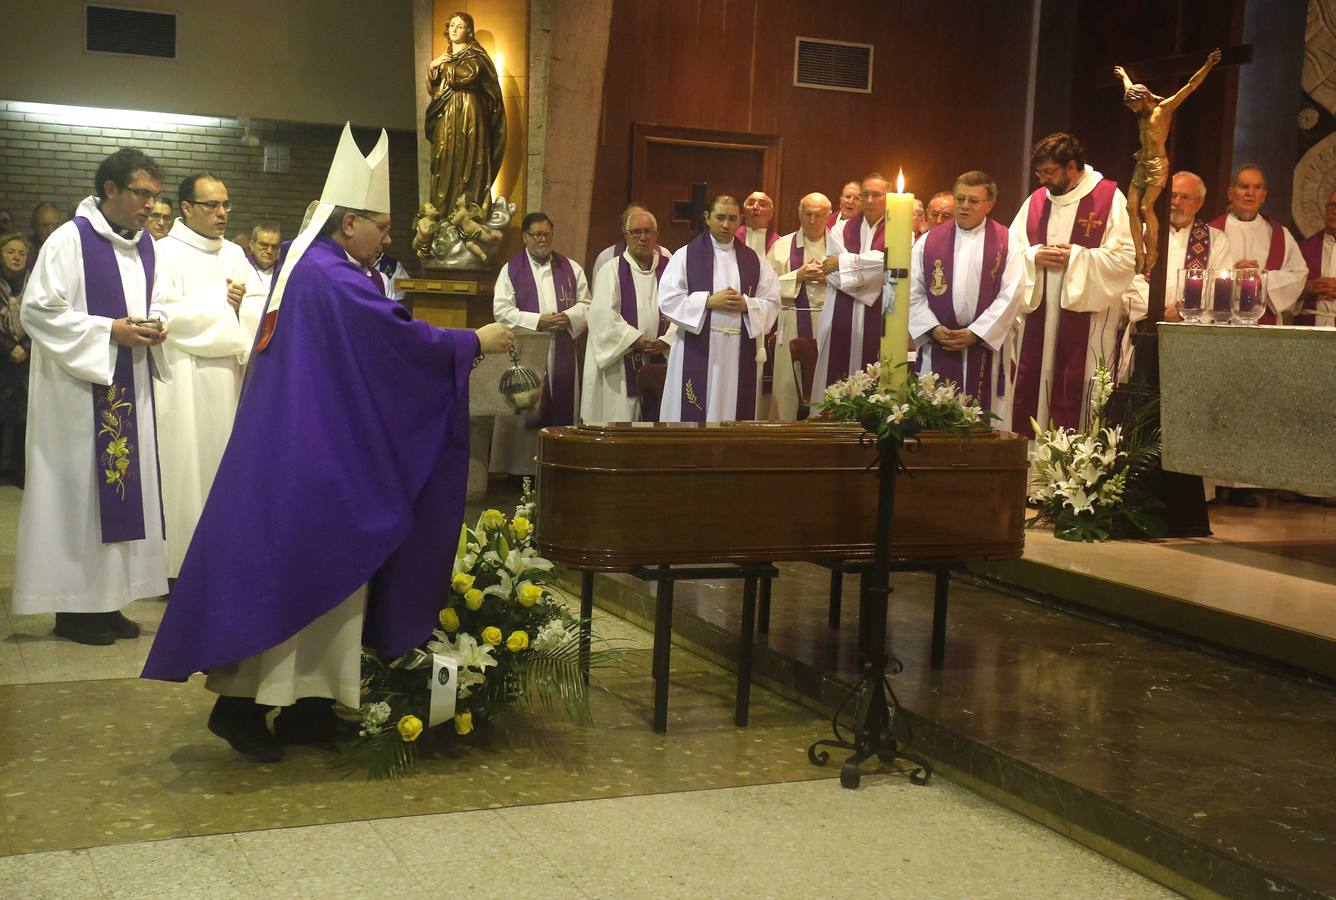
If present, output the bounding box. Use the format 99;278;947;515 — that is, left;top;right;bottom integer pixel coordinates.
1177;268;1206;322
1207;268;1234;324
1232;267;1267;325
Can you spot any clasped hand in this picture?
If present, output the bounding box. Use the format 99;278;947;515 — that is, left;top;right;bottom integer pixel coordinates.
111;316;168;348
631;336;668;355
706;288;748;312
225;279;246;314
932;325;978;351
1035;243;1072;270
796;260;825;283
1308;276;1336;300
537;311;572;332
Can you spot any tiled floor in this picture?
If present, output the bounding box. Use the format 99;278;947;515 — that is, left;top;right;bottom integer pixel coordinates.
0;485;1175;898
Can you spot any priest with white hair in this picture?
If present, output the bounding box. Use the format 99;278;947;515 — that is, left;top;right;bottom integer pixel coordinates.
143;125;513;762
581;208;676;422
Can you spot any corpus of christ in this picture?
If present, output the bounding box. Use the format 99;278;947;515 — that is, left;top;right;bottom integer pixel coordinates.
0;1;1333;896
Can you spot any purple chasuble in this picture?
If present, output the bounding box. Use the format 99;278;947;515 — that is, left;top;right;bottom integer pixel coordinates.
1012;179;1117;437
508;251;580;426
787;236;817;340
617;253;669;404
825;215;883;384
921;219;1009;407
142;236;479;682
1295;230;1325;324
678;232;762;422
74;217;156;543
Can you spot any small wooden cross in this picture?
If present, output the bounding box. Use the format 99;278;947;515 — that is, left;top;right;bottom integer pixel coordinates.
671;182;710;235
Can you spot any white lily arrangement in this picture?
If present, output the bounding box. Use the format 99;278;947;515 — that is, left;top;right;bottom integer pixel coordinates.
1028;363;1164;542
816;361;993;441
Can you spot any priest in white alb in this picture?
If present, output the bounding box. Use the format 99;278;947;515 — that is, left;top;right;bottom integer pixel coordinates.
1209;165;1309;322
154;172;252;579
810;173;888;400
767;192;839;420
580;209;676;422
910;171;1025;415
1117;171;1232;382
591;203;672;280
14;148;171;646
1005;133;1136;436
659;195;779;422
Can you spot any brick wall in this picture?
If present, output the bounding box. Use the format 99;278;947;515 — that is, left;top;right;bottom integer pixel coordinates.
0;101;422;274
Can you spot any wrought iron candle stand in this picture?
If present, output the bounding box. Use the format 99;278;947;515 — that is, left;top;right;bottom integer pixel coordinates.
808;269;933;790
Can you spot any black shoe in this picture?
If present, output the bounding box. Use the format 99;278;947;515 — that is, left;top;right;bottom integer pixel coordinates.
208;696;283;762
273;698;359;746
104;610;141;639
53;613;116;646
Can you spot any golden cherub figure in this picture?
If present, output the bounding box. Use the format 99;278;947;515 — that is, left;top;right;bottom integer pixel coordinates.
1115;48;1221;275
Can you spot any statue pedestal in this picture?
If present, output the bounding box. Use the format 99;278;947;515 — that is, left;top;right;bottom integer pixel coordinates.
399;270;497;330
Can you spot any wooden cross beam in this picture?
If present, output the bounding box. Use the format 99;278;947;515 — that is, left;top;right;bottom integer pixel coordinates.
671;182;710;235
1095;44;1252;87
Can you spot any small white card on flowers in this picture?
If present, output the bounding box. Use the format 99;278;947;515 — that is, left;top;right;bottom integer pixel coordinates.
429;653;458;726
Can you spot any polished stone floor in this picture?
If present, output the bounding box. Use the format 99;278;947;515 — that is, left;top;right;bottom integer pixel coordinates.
0;485;1172;898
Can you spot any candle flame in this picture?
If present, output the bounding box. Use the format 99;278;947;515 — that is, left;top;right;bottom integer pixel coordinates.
896;168;905;193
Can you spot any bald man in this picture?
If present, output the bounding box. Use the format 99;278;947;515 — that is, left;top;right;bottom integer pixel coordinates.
766;192;848;419
737;191;779;255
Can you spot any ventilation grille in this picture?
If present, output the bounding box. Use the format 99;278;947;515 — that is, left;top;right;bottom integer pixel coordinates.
86;5;177;59
794;38;873;93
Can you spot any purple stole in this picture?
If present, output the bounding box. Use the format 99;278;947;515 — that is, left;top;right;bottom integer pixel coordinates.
1209;212;1287;325
1295;230;1326;324
921;219;1009;407
678;233;762;421
508;251;580;427
824;215;883;384
1184;221;1211;271
616;253;670;402
74;217;156;543
787;235;818;341
1012;179;1117;437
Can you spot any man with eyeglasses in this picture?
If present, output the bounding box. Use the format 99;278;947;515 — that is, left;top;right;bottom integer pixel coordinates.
1209;165;1310;324
581;208;677;422
493;212;591;430
14;148;171;646
247;223;282;293
153;172;254;584
1116;172;1233;382
910;171;1025;418
591;202;672;279
808;172;889;401
1296;188;1336;328
146;198;174;241
1005;132;1135;438
922;192;956;238
826;181;862;233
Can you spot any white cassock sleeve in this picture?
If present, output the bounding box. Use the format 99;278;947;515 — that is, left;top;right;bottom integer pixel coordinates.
565;262;592;338
968;232;1029;351
831;249;884;304
492;265;537;330
20;232;118;385
238;279;269;361
744;259;781;341
1265;228;1310;315
155;251;250;360
586;262;641;371
1208;228;1235;273
658;249;708;335
908;235;937;345
770;236;800;301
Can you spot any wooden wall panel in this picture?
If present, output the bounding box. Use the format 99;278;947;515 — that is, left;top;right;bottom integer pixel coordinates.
587;0;1036;265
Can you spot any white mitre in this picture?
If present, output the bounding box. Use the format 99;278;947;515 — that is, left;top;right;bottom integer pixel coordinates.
260;123;390;333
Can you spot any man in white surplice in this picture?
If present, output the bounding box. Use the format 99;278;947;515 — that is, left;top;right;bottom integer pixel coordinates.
154;173;252;579
1117;171;1232;382
580;208;676;422
658;195;780;422
910;171;1026;416
1004;133;1136;437
1210;165;1309;321
14;148;171;645
767;192;837;420
810;173;888;400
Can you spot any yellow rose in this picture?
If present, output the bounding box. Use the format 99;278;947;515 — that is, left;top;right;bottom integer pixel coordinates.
438;608;459;632
396;714;423;742
481;626;502;646
517;582;543;608
477;509;505;531
451;572;475;594
510;516;532;540
454;711;473;735
506;630;529;653
464;588;484;611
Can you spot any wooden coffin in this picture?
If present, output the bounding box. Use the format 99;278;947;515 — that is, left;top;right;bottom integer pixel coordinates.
535;421;1028;570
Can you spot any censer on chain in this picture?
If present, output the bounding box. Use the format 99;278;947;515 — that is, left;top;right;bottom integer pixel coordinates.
499;344;543;421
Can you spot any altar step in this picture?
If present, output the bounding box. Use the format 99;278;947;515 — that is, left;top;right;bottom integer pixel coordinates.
567;562;1336;900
